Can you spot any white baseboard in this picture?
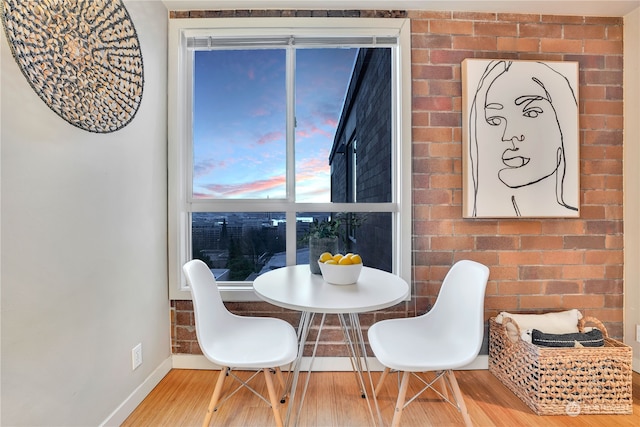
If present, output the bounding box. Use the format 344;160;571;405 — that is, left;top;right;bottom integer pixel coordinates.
171;354;489;371
100;357;172;427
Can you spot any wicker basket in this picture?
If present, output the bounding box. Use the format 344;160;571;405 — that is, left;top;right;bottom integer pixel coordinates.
489;316;632;415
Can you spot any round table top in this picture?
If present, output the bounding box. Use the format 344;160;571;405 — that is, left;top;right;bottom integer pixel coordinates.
253;264;410;314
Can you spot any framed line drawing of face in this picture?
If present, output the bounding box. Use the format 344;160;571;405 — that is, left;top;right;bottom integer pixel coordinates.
462;59;580;218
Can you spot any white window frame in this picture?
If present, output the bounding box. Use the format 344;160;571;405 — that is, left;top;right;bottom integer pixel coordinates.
168;17;412;300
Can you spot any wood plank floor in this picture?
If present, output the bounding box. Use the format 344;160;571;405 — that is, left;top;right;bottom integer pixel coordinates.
122;369;640;426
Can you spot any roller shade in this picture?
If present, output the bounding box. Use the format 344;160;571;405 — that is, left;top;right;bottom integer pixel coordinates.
186;35;398;49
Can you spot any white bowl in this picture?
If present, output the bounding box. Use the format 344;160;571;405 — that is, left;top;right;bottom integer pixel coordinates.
317;260;363;285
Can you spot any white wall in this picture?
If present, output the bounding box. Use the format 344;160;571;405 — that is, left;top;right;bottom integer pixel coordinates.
624;8;640;371
0;2;171;425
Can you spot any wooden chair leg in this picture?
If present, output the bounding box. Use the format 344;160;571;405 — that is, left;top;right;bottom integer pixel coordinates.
438;371;449;400
263;368;284;427
375;366;391;397
203;367;228;427
446;369;473;427
391;371;411;427
274;367;286;391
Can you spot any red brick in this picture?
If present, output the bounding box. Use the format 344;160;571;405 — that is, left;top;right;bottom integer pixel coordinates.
564;24;606;40
520;23;562;38
584;279;622;294
584;39;623;54
498;13;540;23
410;19;430;33
474;22;517;36
413;64;454;80
485;295;519;311
499;251;542;266
563;265;606;280
413;96;453;111
583;70;624;85
476;236;518;250
497;37;539;52
583;189;623;205
428;80;462;96
431;112;461;127
520;266;563;280
499;280;543;295
453;11;496;21
541;15;584;25
545;280;581;294
584;100;623;115
411;48;430;64
407;11;451;20
585;250;624;265
429;141;461;157
498;221;542;235
431;236;475;250
607;25;623;41
541;38;583;53
541;251;584;265
430;49;474;65
430;173;462;189
521;236;563;250
540;220;585;235
518;295;563;310
412;127;452;143
453;35;497;50
430;20;474;35
412;34;452;49
562;294;605;309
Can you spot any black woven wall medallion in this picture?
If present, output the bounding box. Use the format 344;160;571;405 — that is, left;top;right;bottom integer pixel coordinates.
1;0;144;133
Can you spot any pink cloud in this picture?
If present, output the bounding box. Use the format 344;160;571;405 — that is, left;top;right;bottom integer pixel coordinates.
193;159;231;178
256;131;284;145
199;175;286;198
251;107;270;117
297;157;329;175
295;124;333;141
323;117;337;127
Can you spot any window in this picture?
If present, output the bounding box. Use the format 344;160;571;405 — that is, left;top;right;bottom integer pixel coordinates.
169;18;412;300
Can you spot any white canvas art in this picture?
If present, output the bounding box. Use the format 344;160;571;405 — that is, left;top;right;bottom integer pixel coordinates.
462;59;580;218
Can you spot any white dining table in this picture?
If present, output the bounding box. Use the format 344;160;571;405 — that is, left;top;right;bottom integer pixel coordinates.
253;264;410;426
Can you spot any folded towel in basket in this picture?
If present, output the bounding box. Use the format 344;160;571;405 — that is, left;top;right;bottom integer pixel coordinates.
531;328;604;347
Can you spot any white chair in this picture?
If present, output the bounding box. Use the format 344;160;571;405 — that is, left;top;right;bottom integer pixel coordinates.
367;260;490;427
182;259;298;427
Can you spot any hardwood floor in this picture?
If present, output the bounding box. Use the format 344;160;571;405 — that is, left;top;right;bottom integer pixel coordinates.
122;369;640;426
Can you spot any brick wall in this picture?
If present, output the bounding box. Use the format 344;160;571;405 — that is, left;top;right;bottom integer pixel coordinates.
171;10;624;356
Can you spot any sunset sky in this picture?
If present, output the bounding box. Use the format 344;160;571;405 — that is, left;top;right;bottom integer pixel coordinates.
192;47;358;202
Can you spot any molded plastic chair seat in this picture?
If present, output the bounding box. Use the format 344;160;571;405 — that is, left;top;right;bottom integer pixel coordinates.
183;259;298;427
368;260;490;427
369;318;481;372
202;315;296;369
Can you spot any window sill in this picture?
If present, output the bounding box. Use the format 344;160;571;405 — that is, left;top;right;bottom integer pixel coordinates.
219;284;262;302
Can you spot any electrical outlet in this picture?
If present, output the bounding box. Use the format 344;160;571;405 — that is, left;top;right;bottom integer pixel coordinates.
132;343;142;370
636;325;640;343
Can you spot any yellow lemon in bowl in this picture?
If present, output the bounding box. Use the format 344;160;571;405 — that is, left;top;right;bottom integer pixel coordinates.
338;256;353;265
332;253;344;262
324;259;338;265
350;254;363;265
319;252;333;263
